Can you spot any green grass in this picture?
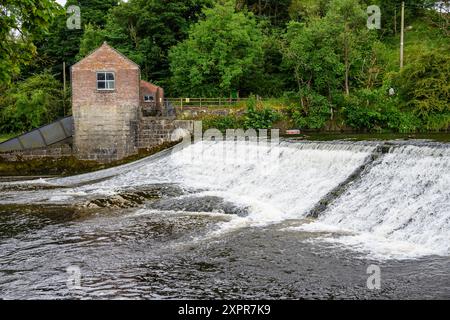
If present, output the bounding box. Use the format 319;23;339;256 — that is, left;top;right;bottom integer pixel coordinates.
0;134;15;143
382;19;449;73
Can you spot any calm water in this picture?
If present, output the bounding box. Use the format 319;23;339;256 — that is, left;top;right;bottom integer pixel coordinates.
0;140;449;299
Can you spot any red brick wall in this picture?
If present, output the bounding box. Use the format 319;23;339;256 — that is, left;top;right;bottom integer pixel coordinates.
140;80;164;111
71;49;140;108
71;43;141;162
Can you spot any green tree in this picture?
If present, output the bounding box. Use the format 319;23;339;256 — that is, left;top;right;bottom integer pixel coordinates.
77;24;107;58
359;0;438;36
77;0;213;85
425;0;450;36
77;0;119;28
288;0;330;21
169;1;264;97
252;31;288;97
395;48;450;130
236;0;292;27
0;0;60;84
281;17;343;129
325;0;368;95
0;71;67;133
282;20;344;99
30;0;119;81
288;88;332;129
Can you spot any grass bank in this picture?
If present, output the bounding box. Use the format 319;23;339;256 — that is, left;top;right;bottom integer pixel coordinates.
0;134;15;143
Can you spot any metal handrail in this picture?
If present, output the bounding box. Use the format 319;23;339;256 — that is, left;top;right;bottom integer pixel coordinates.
166;97;253;109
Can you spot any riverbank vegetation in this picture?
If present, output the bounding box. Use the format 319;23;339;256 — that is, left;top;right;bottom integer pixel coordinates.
0;0;448;135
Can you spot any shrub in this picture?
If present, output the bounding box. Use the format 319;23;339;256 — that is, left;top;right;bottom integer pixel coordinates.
201;114;244;133
394;48;450;130
286;90;331;129
339;87;421;133
243;95;282;129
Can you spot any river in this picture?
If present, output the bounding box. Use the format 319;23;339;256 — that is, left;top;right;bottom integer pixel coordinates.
0;139;448;299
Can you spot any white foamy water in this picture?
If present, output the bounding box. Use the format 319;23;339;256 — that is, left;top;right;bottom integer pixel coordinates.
293;145;450;259
0;141;373;212
2;140;449;260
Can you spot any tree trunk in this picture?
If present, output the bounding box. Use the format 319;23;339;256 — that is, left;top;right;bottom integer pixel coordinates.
394;7;397;35
344;26;350;95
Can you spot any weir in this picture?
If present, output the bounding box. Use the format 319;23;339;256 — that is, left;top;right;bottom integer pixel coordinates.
307;151;381;218
307;142;400;218
0;140;449;259
304;143;450;258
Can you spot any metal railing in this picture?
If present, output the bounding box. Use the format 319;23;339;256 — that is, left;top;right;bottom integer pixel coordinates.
166;98;252;109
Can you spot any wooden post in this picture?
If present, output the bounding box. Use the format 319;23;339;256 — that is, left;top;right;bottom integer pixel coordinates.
63;61;66;116
394;7;397;35
400;1;405;69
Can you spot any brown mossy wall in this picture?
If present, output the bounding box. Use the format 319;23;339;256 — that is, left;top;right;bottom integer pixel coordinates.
0;141;179;177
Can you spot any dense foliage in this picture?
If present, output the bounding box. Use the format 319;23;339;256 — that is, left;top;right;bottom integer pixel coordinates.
244;96;282;129
0;0;448;134
169;2;264;97
0;0;61;83
0;71;67;133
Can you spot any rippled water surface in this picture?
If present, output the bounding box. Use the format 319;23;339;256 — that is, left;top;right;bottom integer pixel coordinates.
0;140;449;299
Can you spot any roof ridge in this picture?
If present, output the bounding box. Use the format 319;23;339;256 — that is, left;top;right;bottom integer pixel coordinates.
104;42;140;69
140;79;162;89
71;42;140;70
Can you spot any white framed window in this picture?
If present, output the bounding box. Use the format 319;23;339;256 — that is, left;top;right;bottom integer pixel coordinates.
97;72;115;90
144;94;154;102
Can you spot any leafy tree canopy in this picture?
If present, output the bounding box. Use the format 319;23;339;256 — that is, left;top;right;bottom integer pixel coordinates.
77;0;214;84
0;0;61;84
0;71;66;132
169;1;264;97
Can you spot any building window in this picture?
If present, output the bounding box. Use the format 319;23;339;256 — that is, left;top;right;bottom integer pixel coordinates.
144;94;154;102
97;72;115;90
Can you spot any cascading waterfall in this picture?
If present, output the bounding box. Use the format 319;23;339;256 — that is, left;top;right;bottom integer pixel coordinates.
295;144;450;259
1;140;449;260
0;141;376;208
161;140;378;229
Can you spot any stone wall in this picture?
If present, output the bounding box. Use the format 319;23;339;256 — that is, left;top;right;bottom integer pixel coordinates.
73;104;139;162
0;143;73;162
0;119;195;163
138;118;194;149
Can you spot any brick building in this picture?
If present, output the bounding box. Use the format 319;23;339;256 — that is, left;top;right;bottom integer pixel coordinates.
71;42;176;162
140;80;165;116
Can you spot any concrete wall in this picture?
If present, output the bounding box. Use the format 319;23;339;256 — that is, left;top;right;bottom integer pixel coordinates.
71;43;140;162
